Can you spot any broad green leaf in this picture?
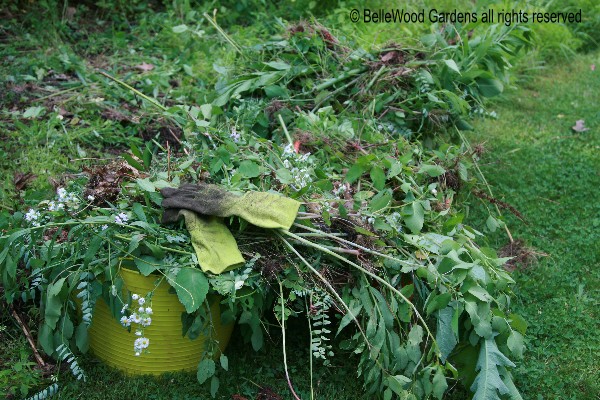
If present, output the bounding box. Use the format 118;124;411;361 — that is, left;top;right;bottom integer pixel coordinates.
238;160;261;178
174;268;209;313
196;359;215;384
403;202;425;233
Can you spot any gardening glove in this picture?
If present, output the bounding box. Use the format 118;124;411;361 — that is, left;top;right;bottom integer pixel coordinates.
175;210;245;274
161;183;300;230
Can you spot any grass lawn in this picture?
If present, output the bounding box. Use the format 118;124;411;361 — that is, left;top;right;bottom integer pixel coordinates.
467;53;600;399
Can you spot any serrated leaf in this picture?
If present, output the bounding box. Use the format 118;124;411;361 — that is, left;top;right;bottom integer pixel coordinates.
470;338;516;400
427;292;452;315
369;189;392;212
346;163;366;183
136;178;155;192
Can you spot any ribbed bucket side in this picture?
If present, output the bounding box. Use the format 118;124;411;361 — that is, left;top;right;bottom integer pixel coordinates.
88;268;234;375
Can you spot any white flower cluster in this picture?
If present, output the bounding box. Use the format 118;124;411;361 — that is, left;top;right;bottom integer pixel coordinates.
120;293;153;356
114;212;128;224
24;209;41;227
281;144;313;190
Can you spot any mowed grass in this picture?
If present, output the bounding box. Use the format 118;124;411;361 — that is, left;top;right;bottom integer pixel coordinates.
467;53;600;399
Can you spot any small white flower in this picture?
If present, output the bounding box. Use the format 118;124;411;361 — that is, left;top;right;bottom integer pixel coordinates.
120;316;129;326
135;352;141;356
135;330;142;336
111;285;117;296
234;280;244;290
145;307;153;315
142;317;152;327
132;294;139;301
131;313;141;324
87;195;95;201
101;225;108;231
57;114;64;120
24;209;40;223
121;305;128;314
431;188;438;196
138;306;145;313
115;212;128;224
283;143;294;155
367;217;375;225
57;188;68;202
138;297;146;306
139;338;149;348
230;128;240;143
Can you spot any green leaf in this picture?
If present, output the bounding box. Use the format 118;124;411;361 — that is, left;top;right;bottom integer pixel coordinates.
45;278;66;329
219;354;229;371
210;375;219;397
369;189;392;212
264;85;289;99
470;338;516;400
59;315;74;339
370;166;386;191
238;160;261;178
174;268;209;313
23;106;45;118
346;163;366;183
468;286;494;302
136;178;155;192
387;375;411;395
403;202;425;233
476;78;504;97
196;359;216;384
38;323;55;355
436;306;458;362
123;154;145;171
172;24;189;33
432;367;448;399
444;59;461;74
419;164;445;177
134;255;162;276
426;292;452;315
75;323;89;353
507;331;524;359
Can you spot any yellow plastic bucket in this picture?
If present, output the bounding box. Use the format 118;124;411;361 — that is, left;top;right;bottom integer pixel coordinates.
88;267;233;375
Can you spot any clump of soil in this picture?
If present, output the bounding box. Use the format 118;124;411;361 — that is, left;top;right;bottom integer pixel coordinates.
83;161;139;204
499;239;545;271
256;387;284;400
